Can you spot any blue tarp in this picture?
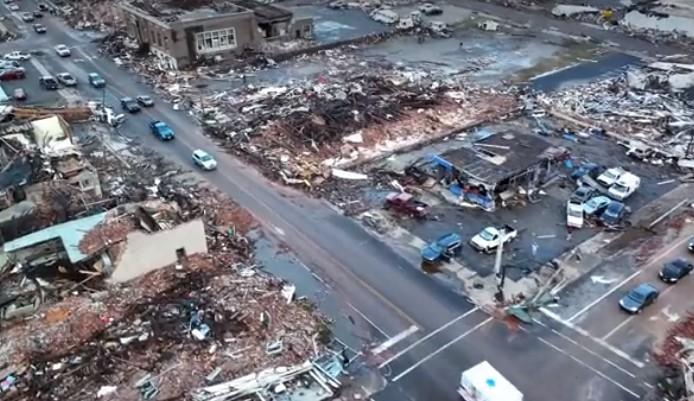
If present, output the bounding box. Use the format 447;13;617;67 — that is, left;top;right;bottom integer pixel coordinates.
3;212;107;263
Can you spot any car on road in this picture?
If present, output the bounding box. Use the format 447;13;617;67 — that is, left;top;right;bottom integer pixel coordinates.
120;97;141;113
192;149;218;171
0;68;25;81
54;44;71;57
659;259;693;283
21;12;34;22
33;23;47;33
39;75;59;90
38;3;49;11
8;3;19;11
599;201;630;228
13;88;26;101
32;10;43;18
4;51;30;61
0;60;20;69
150;120;175;141
87;72;106;88
570;185;595;203
56;72;77;87
596;166;625;188
689;237;694;253
619;283;658;313
136;95;154;107
384;192;428;218
421;232;462;263
3;0;13;4
583;195;611;216
566;198;584;228
418;3;443;15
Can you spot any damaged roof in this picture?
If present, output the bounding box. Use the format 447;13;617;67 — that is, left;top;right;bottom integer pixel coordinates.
235;0;291;22
3;212;107;263
438;132;561;185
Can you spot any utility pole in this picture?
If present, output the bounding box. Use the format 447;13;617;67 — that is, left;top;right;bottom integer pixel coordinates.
101;86;106;107
494;235;506;302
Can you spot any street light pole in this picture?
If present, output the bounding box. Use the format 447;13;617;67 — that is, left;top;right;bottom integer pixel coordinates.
101;87;106;107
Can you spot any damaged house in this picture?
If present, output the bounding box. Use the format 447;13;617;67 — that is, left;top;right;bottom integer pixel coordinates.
411;132;568;210
119;0;313;69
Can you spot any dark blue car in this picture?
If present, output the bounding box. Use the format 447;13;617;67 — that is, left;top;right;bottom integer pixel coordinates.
421;233;462;263
600;201;629;227
150;121;175;141
619;283;658;313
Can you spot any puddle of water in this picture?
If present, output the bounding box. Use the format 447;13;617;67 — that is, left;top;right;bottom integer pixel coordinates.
622;10;694;39
250;231;369;350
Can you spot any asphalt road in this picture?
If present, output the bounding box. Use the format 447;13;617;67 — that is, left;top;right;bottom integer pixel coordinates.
0;1;672;400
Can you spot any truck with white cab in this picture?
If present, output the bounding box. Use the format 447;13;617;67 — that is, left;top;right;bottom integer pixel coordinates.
607;172;640;201
470;225;517;253
458;361;523;401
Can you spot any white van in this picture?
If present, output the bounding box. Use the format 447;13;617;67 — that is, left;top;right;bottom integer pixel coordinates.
608;172;640;201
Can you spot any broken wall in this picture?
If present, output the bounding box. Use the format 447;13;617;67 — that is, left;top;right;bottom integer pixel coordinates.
110;218;207;282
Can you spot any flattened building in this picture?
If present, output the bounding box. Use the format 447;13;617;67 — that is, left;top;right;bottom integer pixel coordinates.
119;0;313;69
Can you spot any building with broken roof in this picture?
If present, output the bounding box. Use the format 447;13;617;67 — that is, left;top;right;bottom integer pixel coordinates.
413;132;568;210
119;0;313;69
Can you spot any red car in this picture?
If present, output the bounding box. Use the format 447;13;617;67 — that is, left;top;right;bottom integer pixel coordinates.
384;192;429;218
0;68;25;81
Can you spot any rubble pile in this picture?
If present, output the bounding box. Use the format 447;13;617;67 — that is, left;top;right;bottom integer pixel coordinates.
537;64;694;161
205;72;518;186
61;0;122;32
656;313;694;367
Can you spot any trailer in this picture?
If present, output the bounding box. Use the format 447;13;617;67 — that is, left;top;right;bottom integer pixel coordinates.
458;361;523;401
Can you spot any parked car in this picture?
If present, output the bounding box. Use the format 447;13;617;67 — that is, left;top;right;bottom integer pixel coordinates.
120;97;141;113
33;23;46;33
3;0;13;4
149;120;175;141
596;167;625;187
8;3;19;11
570;162;601;181
0;68;25;81
421;232;462;263
32;10;43;18
0;60;20;69
370;8;399;24
571;186;595;203
659;259;693;283
470;225;518;253
56;72;77;87
566;198;584;229
20;12;34;22
136;95;154;107
13;88;26;100
599;201;630;228
39;75;59;90
384;192;428;218
87;72;105;88
608;172;640;201
689;237;694;253
418;3;443;15
4;51;30;61
619;283;658;313
192;149;218;171
327;0;347;9
38;3;49;11
583;195;611;216
54;44;71;57
428;21;450;37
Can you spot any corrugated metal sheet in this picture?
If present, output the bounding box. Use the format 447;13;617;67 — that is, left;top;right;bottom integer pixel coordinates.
3;212;107;263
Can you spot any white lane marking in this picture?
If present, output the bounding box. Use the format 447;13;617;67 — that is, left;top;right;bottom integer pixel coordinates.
536;336;641;399
532;321;637;379
540;308;646;369
644;383;654;390
391;317;493;382
378;307;480;369
602;315;635;341
371;325;419;356
347;303;391;339
567;270;641;323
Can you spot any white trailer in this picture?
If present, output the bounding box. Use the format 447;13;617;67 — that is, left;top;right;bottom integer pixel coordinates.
458;361;523;401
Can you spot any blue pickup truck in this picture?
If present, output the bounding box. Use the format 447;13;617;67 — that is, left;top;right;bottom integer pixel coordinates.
421;232;462;263
150;120;175;141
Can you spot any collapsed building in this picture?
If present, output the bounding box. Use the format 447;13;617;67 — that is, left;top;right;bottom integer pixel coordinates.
119;0;313;69
408;132;568;210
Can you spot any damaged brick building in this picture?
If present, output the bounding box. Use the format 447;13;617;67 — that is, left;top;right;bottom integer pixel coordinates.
119;0;313;69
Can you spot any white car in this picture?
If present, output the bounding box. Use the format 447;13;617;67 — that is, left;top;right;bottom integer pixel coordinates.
8;3;19;11
192;149;217;171
596;167;625;187
608;172;640;201
370;8;399;24
4;51;30;61
54;44;71;57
